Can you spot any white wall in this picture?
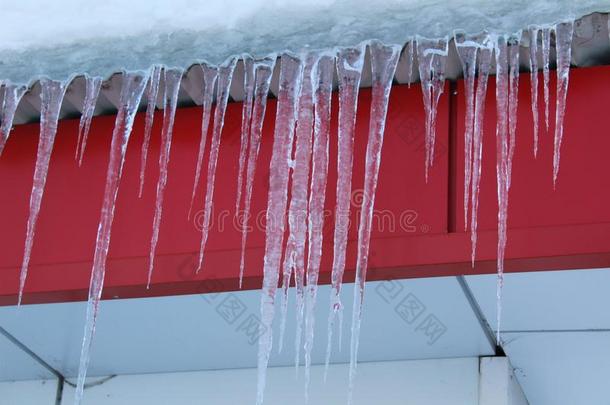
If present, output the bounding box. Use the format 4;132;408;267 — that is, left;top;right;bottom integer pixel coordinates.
0;357;528;405
0;379;58;405
479;357;529;405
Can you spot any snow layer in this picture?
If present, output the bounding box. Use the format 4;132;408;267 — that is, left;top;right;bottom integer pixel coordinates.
2;0;610;84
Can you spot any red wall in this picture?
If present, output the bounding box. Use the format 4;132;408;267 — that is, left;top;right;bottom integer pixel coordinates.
1;66;609;305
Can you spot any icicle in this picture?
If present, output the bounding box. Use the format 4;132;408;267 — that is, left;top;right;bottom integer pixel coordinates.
495;36;510;345
18;79;66;305
347;41;400;405
256;53;304;405
553;21;574;186
303;53;334;398
147;68;184;287
493;33;521;345
278;53;319;359
528;27;540;156
188;65;218;219
406;40;414;88
196;58;237;273
238;56;276;288
74;72;148;405
279;54;319;349
507;33;521;190
325;45;365;374
138;65;162;197
75;75;102;165
0;83;27;157
416;37;449;180
455;32;485;231
235;56;255;213
541;27;551;132
470;37;493;267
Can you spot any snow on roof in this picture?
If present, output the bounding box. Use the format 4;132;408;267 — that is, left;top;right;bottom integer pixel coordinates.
4;12;610;126
2;0;610;84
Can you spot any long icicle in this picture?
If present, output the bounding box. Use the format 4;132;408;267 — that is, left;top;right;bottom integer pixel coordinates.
196;58;237;273
238;56;276;288
455;32;483;231
76;75;102;165
541;27;551;132
18;79;66;305
553;21;574;187
278;53;319;359
235;56;255;213
256;53;304;405
495;36;510;345
493;33;522;346
188;65;218;218
325;45;365;374
0;83;27;157
147;68;184;287
470;37;493;267
74;71;149;405
304;53;335;398
347;41;400;405
138;65;162;197
528;27;541;157
416;36;449;181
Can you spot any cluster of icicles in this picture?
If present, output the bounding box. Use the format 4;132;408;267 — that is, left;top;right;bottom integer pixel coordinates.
0;20;574;405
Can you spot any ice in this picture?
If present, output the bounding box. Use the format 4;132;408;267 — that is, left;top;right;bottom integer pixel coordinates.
137;65;162;197
236;56;255;214
494;35;509;344
75;75;102;165
303;53;335;397
0;8;588;403
528;27;540;156
17;79;66;305
0;84;27;157
325;45;365;373
2;1;608;85
541;27;551;132
188;64;218;219
508;34;521;190
278;53;319;359
196;58;237;273
455;32;486;231
347;41;400;405
416;36;448;181
238;56;276;288
553;21;574;187
406;40;415;88
493;32;521;344
256;54;303;405
74;71;148;404
455;33;477;231
147;68;183;287
469;36;493;266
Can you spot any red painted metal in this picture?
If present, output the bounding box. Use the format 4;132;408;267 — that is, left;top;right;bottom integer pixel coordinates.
0;65;609;305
